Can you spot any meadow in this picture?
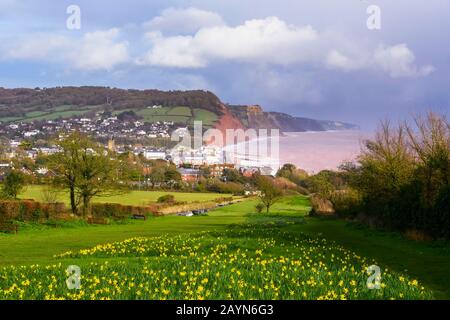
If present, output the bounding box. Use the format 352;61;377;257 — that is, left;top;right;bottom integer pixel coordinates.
0;228;431;300
5;105;102;123
0;196;449;300
20;185;230;206
114;106;219;127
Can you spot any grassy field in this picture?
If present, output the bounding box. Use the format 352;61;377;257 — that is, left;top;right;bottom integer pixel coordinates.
1;105;220;126
20;185;231;206
134;106;191;124
191;109;218;127
4;105;103;123
129;106;218;126
1;195;449;299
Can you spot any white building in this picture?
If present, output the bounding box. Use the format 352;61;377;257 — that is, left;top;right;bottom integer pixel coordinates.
24;130;40;137
143;150;166;160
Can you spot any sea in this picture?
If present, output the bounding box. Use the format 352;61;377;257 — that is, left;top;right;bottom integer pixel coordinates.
221;130;372;174
278;130;371;173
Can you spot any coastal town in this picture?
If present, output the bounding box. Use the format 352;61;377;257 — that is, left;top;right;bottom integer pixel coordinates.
0;112;277;185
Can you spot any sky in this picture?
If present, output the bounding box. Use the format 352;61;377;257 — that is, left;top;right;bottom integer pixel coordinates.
0;0;449;129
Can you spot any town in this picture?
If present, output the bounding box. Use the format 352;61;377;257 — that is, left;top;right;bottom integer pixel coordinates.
0;112;276;186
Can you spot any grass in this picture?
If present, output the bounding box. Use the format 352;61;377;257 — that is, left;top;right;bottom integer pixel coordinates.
19;185;231;206
135;106;191;124
167;106;192;117
0;195;449;299
4;105;103;123
132;106;218;125
0;228;431;300
191;109;218;126
1;105;220;126
22;110;90;122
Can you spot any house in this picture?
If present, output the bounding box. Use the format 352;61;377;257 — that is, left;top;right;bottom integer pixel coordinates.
143;150;166;160
24;130;40;137
26;150;38;159
209;164;236;177
36;167;49;175
239;167;260;178
179;168;201;182
0;163;11;170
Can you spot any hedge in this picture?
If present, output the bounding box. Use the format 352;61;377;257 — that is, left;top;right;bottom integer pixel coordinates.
0;200;66;222
90;203;158;219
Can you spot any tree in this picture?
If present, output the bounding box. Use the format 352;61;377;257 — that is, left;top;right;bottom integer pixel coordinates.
2;170;26;199
276;163;309;186
41;185;60;204
255;175;283;213
405;112;450;207
277;164;297;179
222;168;243;183
306;171;339;199
49;132;128;216
48;132;84;214
19;140;33;151
200;166;211;179
149;167;165;188
352;121;415;206
75;144;126;216
164;167;182;182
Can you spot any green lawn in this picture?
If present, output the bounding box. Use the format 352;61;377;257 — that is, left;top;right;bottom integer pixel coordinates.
1;105;220;125
20;185;231;206
1;195;449;299
191;108;218;126
3;105;103;123
166;106;192;116
132;106;218;125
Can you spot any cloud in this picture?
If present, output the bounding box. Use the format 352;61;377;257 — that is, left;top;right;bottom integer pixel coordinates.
71;29;129;71
325;50;362;71
373;44;435;78
0;8;434;78
326;44;435;78
143;7;225;35
139;15;434;79
1;28;129;71
139;17;319;68
3;34;71;61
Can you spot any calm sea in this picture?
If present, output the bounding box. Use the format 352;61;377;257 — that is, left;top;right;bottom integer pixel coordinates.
279;130;371;173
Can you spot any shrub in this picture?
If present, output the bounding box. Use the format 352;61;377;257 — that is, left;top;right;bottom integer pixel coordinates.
157;194;175;204
343;113;450;239
0;200;53;222
310;195;335;216
207;181;245;195
255;203;265;214
90;203;157;219
1;171;26;200
214;197;233;204
330;189;362;218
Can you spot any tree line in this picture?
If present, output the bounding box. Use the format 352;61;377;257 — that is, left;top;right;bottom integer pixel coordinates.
276;112;450;240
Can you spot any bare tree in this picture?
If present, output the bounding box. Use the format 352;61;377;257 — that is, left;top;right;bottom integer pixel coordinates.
405;112;450;206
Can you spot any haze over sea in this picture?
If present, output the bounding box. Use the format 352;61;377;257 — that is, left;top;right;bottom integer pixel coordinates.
279;130;371;173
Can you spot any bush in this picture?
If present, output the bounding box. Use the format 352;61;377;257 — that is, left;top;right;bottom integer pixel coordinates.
207;181;245;195
90;203;157;219
255;203;265;214
330;189;362;218
214;197;233;204
1;171;26;200
310;195;335;216
431;185;450;239
341;113;450;239
0;200;56;222
157;194;175;204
